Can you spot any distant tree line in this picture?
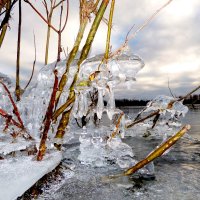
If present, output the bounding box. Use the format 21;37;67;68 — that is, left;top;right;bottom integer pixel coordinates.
115;99;149;107
115;94;200;107
182;94;200;104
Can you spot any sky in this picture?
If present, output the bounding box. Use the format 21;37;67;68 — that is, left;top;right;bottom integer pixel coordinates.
0;0;200;99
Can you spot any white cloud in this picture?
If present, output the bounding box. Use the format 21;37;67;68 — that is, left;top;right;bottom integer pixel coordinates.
0;0;200;98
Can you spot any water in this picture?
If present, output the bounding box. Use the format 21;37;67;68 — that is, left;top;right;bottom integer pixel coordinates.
39;106;200;200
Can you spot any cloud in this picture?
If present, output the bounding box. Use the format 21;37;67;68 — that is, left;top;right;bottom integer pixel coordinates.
0;0;200;99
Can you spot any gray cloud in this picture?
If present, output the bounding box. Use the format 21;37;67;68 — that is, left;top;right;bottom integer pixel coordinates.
0;0;200;99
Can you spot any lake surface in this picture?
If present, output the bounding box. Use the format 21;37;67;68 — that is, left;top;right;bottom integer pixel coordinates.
38;106;200;200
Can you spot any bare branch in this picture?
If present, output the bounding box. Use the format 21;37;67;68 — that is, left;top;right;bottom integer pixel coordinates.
53;0;65;9
24;0;58;33
24;31;36;91
60;0;69;32
167;78;175;98
42;0;49;18
111;0;174;57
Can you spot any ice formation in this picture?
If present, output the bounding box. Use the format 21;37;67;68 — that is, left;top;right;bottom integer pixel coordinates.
0;48;189;172
75;50;144;121
78;126;136;168
126;95;189;141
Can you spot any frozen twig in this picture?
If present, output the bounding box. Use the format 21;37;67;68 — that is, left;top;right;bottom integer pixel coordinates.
127;84;200;129
0;107;22;129
109;112;124;140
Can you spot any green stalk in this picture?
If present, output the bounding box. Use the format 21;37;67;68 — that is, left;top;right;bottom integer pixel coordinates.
0;22;8;48
0;0;11;48
54;0;110;119
55;19;88;106
78;0;110;66
54;0;110;145
104;0;115;60
54;108;72;150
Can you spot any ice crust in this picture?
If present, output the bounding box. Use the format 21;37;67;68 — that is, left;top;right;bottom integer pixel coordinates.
0;151;62;200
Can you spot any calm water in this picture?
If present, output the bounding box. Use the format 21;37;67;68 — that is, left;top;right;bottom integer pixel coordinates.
38;106;200;200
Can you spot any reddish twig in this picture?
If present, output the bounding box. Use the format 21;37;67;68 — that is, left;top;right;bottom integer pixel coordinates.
0;108;22;129
0;80;24;128
37;70;59;161
24;0;58;33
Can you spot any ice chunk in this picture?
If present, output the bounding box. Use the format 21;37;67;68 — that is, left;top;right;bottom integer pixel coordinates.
78;126;135;168
116;51;145;84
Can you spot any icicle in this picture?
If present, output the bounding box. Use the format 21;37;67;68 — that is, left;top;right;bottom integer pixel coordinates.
107;85;115;120
83;92;88;116
96;88;104;119
79;126;91;144
72;95;79;118
120;114;125;138
78;92;84;118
